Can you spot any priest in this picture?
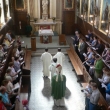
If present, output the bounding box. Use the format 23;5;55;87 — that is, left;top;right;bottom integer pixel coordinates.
53;48;65;67
51;64;66;106
41;48;52;78
49;58;57;79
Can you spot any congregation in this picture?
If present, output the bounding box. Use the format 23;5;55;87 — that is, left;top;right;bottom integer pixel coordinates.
71;30;110;110
0;30;25;110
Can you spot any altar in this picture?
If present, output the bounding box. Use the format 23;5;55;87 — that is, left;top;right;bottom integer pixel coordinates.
33;19;56;31
38;29;54;43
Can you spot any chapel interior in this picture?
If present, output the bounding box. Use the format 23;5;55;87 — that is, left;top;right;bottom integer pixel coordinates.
0;0;110;110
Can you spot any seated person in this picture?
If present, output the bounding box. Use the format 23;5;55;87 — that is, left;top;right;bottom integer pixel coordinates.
3;37;10;47
89;36;93;44
2;44;8;52
84;54;95;72
17;36;21;51
78;39;86;62
3;77;18;97
0;86;14;110
14;57;21;72
85;30;93;41
104;49;110;63
90;36;97;47
11;57;14;63
12;46;23;57
102;44;109;59
95;39;104;55
0;45;5;62
0;96;6;110
83;47;94;63
98;67;110;85
8;62;21;83
5;69;18;84
6;30;12;42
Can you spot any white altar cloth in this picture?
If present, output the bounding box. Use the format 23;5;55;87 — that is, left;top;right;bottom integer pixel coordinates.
39;29;54;36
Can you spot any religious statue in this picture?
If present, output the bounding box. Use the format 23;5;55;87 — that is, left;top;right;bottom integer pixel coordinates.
42;0;48;14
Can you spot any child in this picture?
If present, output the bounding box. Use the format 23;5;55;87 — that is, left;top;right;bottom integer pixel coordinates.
0;96;7;110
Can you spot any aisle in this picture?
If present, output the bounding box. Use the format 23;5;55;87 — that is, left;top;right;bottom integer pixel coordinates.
29;55;85;110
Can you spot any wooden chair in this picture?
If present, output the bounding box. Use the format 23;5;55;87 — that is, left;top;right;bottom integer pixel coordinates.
59;34;66;45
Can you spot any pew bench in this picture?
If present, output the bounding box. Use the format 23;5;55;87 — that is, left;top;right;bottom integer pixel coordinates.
22;50;31;75
15;77;22;110
67;45;84;82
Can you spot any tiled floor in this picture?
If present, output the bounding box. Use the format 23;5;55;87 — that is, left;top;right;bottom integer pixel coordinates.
20;36;69;49
28;55;85;110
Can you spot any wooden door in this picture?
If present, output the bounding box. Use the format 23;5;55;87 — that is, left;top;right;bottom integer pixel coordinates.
62;11;75;35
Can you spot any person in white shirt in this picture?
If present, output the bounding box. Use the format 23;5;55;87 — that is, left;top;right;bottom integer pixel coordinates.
89;83;100;110
6;30;12;42
98;67;110;85
53;48;65;67
3;76;18;96
49;58;57;79
41;48;52;78
8;62;20;83
14;57;21;72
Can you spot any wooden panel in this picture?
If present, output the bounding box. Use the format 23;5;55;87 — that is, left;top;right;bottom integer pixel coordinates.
14;11;27;34
62;11;75;35
31;37;36;51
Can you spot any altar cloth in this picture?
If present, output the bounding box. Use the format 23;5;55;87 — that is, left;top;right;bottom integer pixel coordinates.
38;29;54;36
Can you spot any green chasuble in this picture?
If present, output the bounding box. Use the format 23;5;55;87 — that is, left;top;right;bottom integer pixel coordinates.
51;74;66;99
95;59;104;74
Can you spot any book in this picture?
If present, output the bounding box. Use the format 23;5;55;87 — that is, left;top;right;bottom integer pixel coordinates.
92;47;96;50
19;57;23;61
12;83;20;91
84;90;89;94
21;61;25;65
17;69;21;73
85;35;89;38
86;62;89;65
2;59;6;63
83;53;87;57
98;78;103;82
90;66;95;69
71;37;75;40
101;83;107;89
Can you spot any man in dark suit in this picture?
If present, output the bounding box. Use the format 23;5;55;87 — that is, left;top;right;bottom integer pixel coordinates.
86;30;93;41
71;31;80;56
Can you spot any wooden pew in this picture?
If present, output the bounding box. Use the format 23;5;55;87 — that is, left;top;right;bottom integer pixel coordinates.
67;44;86;82
22;47;32;75
67;44;109;110
15;77;22;110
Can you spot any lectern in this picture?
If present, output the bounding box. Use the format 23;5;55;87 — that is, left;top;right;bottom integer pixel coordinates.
31;37;36;51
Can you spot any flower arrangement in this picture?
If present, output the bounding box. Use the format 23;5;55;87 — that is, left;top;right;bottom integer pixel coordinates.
34;18;38;22
52;17;56;21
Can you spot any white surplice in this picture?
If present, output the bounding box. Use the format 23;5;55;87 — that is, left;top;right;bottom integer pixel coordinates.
41;52;52;77
53;52;65;66
49;62;57;79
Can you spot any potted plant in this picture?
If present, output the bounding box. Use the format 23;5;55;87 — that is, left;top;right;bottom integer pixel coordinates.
34;18;38;23
52;17;56;22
